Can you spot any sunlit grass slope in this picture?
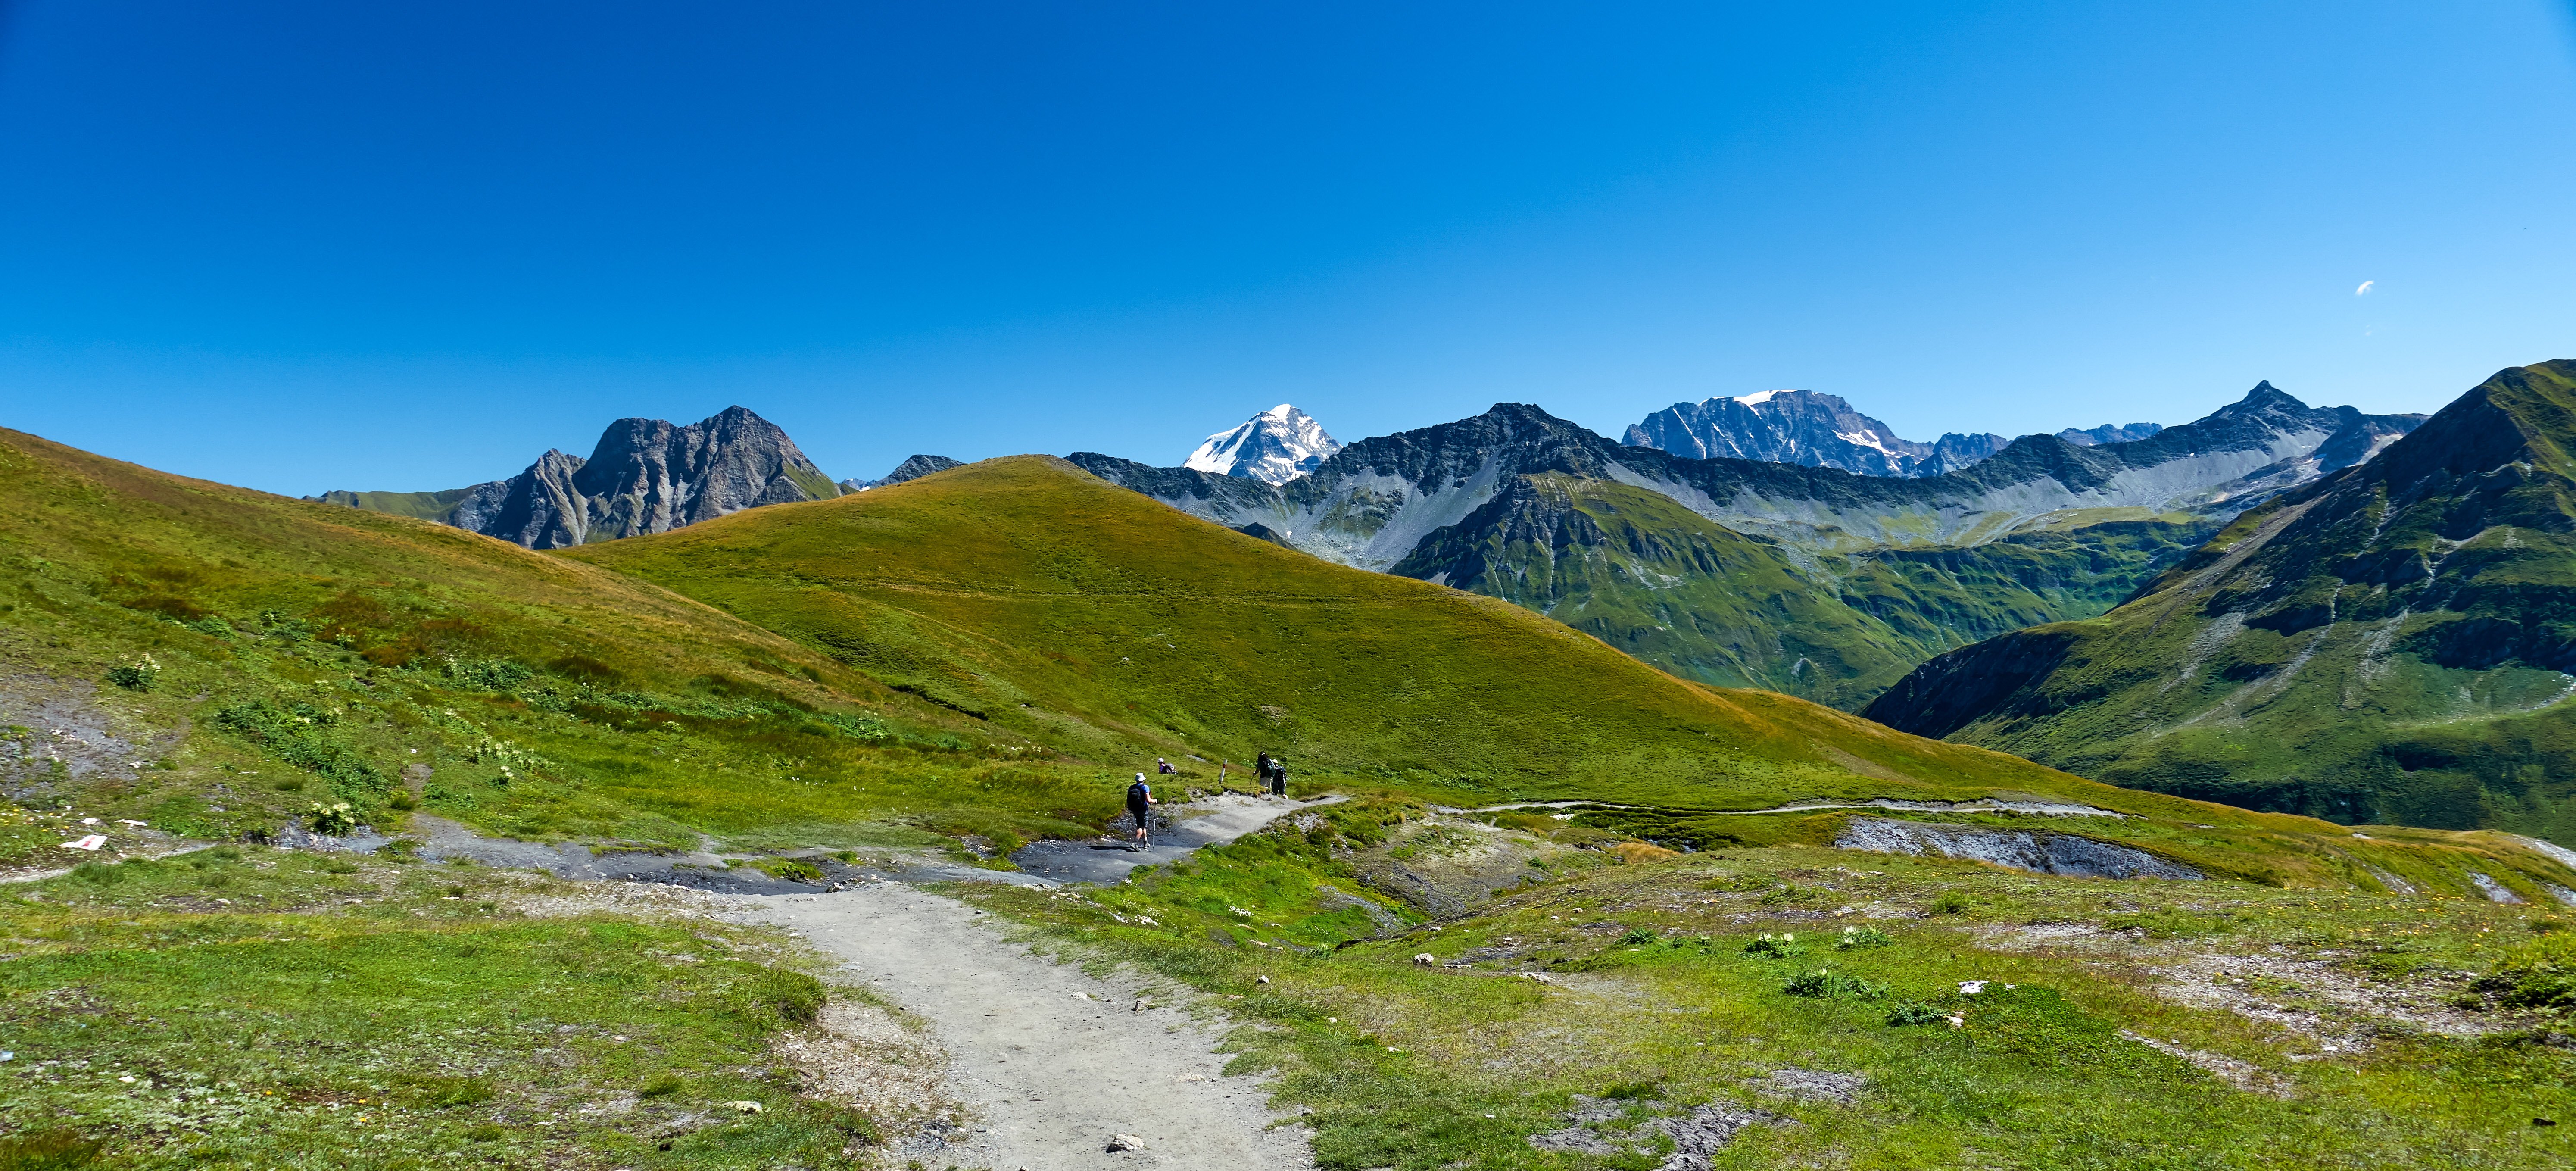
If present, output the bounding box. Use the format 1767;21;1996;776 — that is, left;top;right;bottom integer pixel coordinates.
0;427;1094;856
568;457;2093;806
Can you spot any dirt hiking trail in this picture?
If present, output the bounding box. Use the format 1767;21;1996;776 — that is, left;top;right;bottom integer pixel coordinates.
756;882;1316;1170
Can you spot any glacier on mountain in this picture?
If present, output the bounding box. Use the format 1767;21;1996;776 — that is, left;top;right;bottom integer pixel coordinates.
1184;404;1342;484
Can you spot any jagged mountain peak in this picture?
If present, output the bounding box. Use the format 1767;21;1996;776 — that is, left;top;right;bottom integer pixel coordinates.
1185;404;1342;484
839;453;965;493
1622;388;2009;478
318;406;842;549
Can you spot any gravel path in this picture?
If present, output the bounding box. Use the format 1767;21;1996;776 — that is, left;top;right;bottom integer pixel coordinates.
755;882;1315;1170
1012;793;1340;885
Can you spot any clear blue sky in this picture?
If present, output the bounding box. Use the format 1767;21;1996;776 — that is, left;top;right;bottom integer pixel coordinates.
3;1;2572;494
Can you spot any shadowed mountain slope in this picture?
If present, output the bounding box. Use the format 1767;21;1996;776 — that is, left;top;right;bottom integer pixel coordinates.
1865;361;2576;844
1390;475;2217;709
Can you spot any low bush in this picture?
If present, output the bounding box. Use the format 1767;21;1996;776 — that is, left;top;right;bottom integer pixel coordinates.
1782;967;1886;1000
760;858;825;884
1743;932;1806;959
104;655;161;692
1835;925;1895;950
1886;1000;1949;1027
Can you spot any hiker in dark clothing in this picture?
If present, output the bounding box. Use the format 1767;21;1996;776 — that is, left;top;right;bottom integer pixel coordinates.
1126;773;1158;850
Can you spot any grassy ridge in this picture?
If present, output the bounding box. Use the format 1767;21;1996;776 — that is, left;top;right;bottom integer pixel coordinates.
2;426;2565;890
1864;360;2576;845
562;456;2185;808
1392;475;2215;709
562;455;2576;892
0;426;1117;856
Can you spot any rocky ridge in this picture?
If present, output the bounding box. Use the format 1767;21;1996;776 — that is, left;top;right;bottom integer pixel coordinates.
1623;388;2011;477
317;406;842;549
839;454;964;494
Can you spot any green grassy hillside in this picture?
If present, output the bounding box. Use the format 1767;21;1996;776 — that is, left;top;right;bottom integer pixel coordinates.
1391;474;2215;709
1866;360;2576;844
3;427;2565;894
560;455;2576;892
0;425;1070;859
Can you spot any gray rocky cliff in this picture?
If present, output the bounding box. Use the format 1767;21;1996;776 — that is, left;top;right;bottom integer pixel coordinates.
839;454;964;493
324;406;842;549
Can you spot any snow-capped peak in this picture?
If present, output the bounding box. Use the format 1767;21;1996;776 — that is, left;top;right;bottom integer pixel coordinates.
1731;389;1797;406
1185;405;1343;484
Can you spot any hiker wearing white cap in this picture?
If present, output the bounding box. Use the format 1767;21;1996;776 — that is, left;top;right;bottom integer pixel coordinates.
1125;772;1159;850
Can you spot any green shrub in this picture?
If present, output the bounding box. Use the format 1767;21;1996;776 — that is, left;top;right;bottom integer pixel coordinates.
760;857;826;884
322;858;361;874
465;1125;503;1143
443;656;534;692
1602;1080;1661;1100
641;1073;684;1098
103;655;160;692
1930;891;1974;915
1886;1000;1949;1027
1835;925;1895;950
1782;967;1886;1000
213;699;388;800
307;803;358;835
69;861;124;886
1743;933;1806;958
1620;928;1659;946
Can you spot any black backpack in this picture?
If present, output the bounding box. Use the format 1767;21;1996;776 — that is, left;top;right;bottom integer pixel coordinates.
1128;780;1150;806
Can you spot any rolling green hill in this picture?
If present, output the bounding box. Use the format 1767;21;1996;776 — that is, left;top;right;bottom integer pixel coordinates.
1866;360;2576;845
2;427;2567;896
561;455;2576;891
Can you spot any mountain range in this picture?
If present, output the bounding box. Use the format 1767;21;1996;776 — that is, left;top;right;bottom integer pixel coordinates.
1069;381;2422;706
1619;389;2167;478
1622;389;2013;477
1184;403;1342;484
1864;359;2576;843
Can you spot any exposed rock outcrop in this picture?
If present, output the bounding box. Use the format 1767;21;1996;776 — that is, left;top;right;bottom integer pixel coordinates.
320;406;841;549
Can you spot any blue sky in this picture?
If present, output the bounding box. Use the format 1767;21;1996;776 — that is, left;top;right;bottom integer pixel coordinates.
3;1;2572;494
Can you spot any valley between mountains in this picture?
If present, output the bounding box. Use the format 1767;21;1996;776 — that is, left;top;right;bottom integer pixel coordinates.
5;365;2576;1168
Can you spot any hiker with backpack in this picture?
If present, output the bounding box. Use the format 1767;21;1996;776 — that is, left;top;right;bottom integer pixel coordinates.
1126;772;1159;851
1256;751;1286;798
